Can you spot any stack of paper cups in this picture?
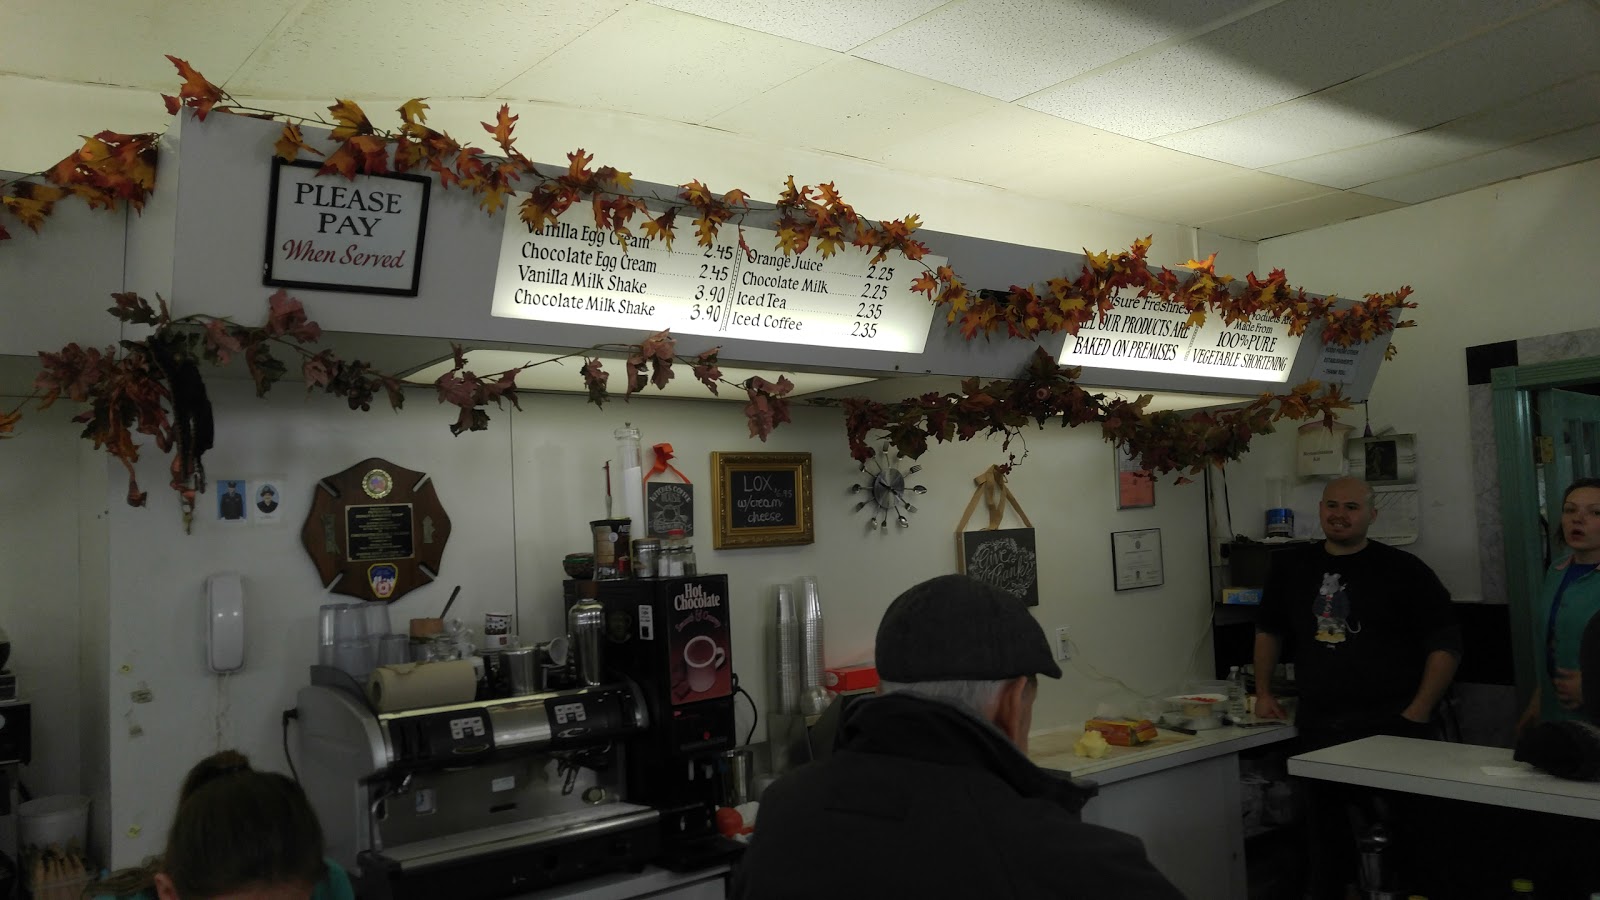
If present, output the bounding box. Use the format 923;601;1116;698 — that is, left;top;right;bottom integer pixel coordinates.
773;585;800;715
798;575;825;691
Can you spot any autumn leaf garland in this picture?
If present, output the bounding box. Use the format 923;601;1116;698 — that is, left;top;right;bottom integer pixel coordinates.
3;55;1421;523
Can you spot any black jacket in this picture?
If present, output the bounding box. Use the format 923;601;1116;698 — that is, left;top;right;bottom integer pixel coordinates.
731;693;1184;899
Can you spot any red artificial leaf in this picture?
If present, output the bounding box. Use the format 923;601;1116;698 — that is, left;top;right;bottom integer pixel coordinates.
264;289;323;343
164;56;225;120
107;291;163;326
692;348;722;396
0;220;9;241
203;318;243;364
302;352;335;390
434;371;476;408
580;358;609;408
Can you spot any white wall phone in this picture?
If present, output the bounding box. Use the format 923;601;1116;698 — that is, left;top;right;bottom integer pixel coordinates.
207;573;246;673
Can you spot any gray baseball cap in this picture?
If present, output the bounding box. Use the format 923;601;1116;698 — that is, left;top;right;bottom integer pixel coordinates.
875;574;1062;682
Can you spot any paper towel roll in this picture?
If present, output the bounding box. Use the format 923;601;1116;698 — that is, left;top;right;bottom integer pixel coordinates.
367;660;477;712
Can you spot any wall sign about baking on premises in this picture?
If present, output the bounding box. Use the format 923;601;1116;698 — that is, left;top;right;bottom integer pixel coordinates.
265;160;431;296
488;201;943;355
1058;293;1304;384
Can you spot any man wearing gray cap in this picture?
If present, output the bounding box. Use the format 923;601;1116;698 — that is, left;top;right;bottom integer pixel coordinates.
732;574;1181;899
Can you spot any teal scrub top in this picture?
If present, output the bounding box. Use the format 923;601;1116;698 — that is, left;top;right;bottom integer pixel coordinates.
1535;557;1600;723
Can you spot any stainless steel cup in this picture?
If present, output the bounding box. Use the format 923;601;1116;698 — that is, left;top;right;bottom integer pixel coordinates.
722;748;754;807
503;647;538;696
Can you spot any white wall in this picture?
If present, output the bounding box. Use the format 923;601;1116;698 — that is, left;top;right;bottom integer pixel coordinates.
0;407;85;799
1255;158;1600;600
78;373;1214;867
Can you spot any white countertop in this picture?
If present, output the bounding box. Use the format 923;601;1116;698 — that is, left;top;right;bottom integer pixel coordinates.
507;864;729;899
1029;720;1298;787
1289;735;1600;821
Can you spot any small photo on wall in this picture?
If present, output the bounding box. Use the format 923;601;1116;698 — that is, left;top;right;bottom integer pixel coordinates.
254;480;284;524
216;479;248;522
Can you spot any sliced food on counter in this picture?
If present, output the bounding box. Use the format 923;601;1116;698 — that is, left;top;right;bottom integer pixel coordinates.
1084;717;1161;746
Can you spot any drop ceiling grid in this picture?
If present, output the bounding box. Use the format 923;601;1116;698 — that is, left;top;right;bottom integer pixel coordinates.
1095;171;1333;225
1153;1;1600;169
494;4;838;124
705;57;1002;158
643;0;948;52
1265;74;1600;189
873;104;1239;198
853;0;1259;102
0;0;304;89
226;0;634;99
1355;121;1600;203
1018;0;1557;141
1197;190;1405;241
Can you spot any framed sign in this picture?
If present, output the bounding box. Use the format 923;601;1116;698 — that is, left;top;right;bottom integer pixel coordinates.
958;527;1040;607
710;452;813;549
265;159;431;296
1115;444;1155;509
646;481;694;538
1111;528;1164;591
301;457;451;601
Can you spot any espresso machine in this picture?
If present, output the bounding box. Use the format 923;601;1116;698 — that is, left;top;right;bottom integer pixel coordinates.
563;574;741;868
294;667;659;899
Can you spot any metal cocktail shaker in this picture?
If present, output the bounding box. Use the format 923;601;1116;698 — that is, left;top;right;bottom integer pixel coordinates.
568;592;605;687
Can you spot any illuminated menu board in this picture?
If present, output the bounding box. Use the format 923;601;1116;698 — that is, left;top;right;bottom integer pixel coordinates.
489;203;942;354
1058;293;1302;383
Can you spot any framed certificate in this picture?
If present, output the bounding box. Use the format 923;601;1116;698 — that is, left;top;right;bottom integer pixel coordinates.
1111;528;1164;591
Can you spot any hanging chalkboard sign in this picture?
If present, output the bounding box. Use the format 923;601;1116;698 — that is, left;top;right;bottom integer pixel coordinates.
646;481;695;538
711;452;813;549
958;528;1040;607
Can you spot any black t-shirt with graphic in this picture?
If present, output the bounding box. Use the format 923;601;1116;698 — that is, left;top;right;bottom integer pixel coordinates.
1257;541;1460;722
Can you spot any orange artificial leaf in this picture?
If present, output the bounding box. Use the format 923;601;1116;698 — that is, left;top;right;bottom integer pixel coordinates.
910;272;938;297
486;105;519;155
1183;253;1217;273
399;98;430;127
327;99;373;141
640;210;677;251
723;189;750;208
0;408;19;438
273;124;322;162
320;143;360;180
164;55;225;120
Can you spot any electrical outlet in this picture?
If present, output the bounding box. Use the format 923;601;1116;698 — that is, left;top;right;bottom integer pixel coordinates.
1054;626;1072;661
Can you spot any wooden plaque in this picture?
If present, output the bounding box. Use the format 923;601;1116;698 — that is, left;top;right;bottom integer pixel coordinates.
301;457;451;602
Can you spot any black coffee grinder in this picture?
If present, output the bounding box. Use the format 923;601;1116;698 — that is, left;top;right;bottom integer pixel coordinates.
563;575;741;869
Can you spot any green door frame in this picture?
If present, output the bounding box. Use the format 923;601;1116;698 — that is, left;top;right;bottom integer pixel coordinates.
1492;356;1600;706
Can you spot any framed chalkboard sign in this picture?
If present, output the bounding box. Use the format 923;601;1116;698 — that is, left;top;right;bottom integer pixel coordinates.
958;527;1040;607
711;452;813;549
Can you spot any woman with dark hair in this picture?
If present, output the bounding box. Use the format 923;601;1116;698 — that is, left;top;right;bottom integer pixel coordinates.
90;751;354;900
1519;477;1600;730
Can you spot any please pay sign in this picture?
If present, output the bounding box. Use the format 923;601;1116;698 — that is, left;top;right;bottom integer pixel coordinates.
265;160;432;296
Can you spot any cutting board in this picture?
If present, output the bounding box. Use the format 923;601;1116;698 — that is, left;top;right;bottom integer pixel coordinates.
1030;729;1193;763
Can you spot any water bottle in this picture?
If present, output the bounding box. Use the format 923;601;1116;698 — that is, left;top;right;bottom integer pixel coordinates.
1228;665;1248;720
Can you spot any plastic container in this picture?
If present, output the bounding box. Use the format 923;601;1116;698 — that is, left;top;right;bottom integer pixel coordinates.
19;795;90;852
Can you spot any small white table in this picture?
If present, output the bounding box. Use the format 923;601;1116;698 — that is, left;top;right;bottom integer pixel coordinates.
1288;735;1600;821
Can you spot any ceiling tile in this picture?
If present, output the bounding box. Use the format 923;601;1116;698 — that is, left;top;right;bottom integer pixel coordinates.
1266;75;1600;189
873;104;1243;207
645;0;946;52
1154;2;1600;168
1354;122;1600;204
1021;0;1555;140
1097;171;1332;225
496;4;837;123
229;0;631;99
855;0;1258;102
1198;191;1406;241
707;57;1002;158
0;0;302;88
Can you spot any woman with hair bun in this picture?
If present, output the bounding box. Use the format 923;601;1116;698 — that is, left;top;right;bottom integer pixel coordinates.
90;751;354;900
